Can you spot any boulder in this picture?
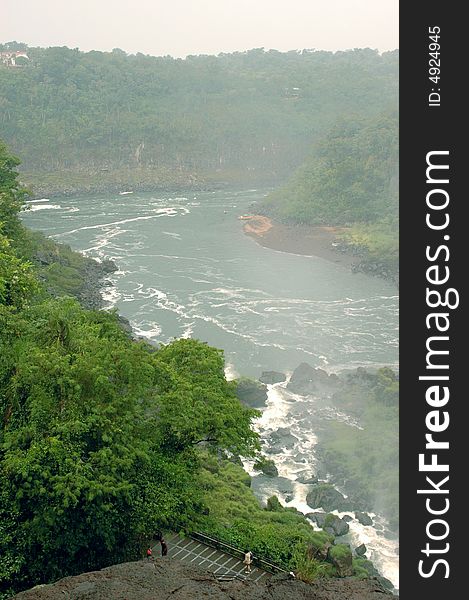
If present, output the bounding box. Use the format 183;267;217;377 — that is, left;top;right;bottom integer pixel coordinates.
324;514;350;536
296;475;318;485
307;512;348;536
253;457;279;478
355;543;367;556
267;427;298;451
328;544;354;577
306;483;351;512
355;512;373;526
259;371;286;385
293;454;307;464
342;515;353;522
100;258;118;273
308;512;328;528
287;363;340;395
235;378;268;408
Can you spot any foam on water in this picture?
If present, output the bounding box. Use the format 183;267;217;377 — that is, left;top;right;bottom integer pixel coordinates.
130;320;162;340
250;381;399;591
27;203;62;211
224;363;239;381
101;284;121;309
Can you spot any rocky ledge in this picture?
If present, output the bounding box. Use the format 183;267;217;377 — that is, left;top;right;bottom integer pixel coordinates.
14;558;397;599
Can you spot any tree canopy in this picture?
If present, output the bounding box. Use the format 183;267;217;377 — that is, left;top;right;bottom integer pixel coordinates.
0;45;397;181
0;140;260;596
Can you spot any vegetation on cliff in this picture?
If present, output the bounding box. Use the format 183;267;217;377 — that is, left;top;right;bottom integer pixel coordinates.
0;44;397;190
1;142;386;596
195;455;333;580
1;141;260;595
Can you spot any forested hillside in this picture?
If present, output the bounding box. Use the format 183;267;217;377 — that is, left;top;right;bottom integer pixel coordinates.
2;141;390;596
0;44;397;189
259;112;398;281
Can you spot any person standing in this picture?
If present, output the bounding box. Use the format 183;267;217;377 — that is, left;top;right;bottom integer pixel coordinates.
160;537;168;556
146;547;153;561
243;550;253;573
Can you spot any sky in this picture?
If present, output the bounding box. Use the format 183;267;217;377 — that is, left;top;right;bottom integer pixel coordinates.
1;0;398;57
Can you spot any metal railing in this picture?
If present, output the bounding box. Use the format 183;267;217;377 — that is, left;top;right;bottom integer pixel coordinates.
190;531;289;575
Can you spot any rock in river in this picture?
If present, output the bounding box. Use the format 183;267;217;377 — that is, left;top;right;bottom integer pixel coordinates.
355;511;373;526
306;483;351;512
235;378;268;408
267;427;298;451
259;370;286;384
287;363;340;395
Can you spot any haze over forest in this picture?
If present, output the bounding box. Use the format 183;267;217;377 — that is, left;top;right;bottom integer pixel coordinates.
1;15;399;597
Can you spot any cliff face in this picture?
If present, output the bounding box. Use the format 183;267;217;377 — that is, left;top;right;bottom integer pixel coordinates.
14;559;397;600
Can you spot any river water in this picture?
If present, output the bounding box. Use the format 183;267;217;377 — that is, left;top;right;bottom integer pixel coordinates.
22;188;399;589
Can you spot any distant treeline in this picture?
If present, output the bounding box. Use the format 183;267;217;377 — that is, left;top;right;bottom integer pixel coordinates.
0;43;397;179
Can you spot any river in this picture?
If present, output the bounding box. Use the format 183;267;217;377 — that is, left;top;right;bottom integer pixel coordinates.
22;188;399;589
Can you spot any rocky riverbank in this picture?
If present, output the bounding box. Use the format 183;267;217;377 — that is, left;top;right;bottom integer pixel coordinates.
20;168;282;200
30;232;119;311
14;558;397;599
241;214;398;286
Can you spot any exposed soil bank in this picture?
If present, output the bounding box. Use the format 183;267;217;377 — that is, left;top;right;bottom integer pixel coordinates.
241;215;360;269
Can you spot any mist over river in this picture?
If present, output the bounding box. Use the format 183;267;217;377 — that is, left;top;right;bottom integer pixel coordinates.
22;188;399;589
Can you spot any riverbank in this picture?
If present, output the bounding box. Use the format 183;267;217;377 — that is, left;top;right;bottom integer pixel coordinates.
20;168;283;199
241;215;360;269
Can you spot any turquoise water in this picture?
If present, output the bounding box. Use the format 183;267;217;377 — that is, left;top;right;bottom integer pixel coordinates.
22;188;398;378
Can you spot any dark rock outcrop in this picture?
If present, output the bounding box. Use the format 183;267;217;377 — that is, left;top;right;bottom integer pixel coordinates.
307;512;349;536
306;484;351;512
235;378;268;408
307;512;327;528
296;474;319;485
287;363;340;396
267;427;298;451
259;371;286;384
13;558;397;599
355;512;373;526
253;458;279;477
355;543;367;556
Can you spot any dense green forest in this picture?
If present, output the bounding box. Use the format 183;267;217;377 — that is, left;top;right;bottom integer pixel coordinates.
2;141;387;596
259;113;399;281
0;43;397;191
